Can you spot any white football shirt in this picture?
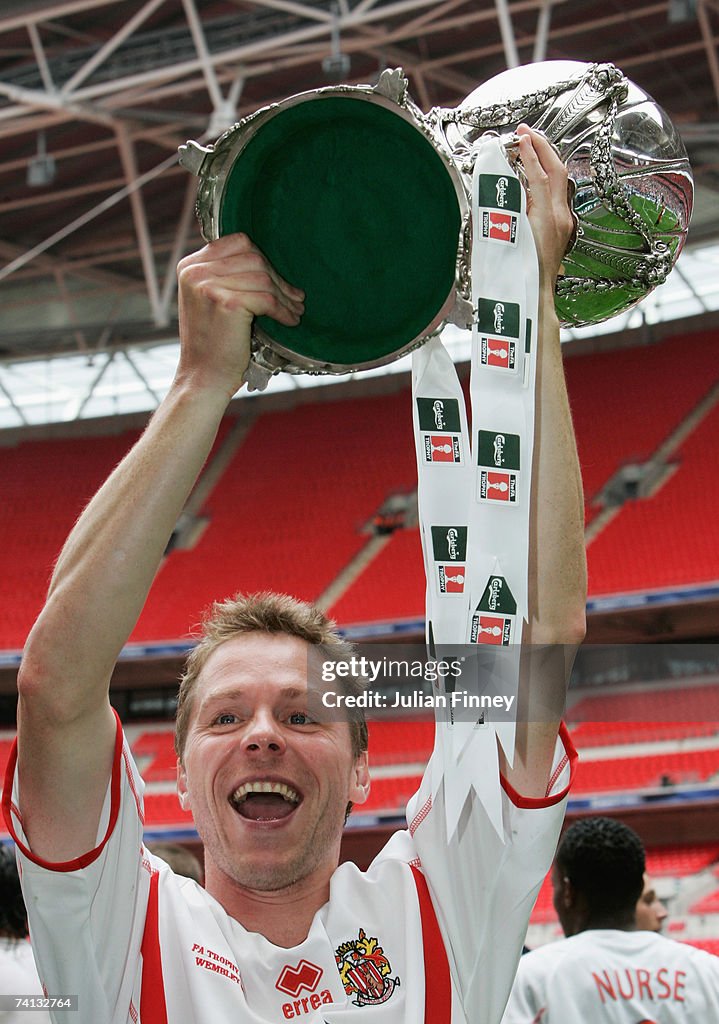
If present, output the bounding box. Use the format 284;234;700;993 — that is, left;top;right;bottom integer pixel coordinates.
4;714;575;1024
502;928;719;1023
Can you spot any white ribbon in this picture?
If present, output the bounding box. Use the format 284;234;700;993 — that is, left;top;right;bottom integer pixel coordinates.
411;133;539;839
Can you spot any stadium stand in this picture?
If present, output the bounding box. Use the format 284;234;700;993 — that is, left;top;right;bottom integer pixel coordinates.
562;329;719;511
685;939;719;955
1;327;717;646
366;719;434;766
689;889;719;915
570;720;719;747
0;420;232;651
568;684;719;726
646;845;719;877
132;729;179;782
143;792;194;825
131;392;417;642
328;528;426;627
572;748;719;795
530;872;559;926
0;430;141;650
586;399;719;596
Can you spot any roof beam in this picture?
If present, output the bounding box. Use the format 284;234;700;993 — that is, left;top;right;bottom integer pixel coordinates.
0;0;120;35
494;0;520;68
27;23;56;92
0;149;180;283
0;373;29;425
0;80;115;128
114;122;164;325
181;0;227;115
60;0;168;96
32;0;458;106
252;0;334;23
698;0;719;110
532;0;553;63
159;174;197;323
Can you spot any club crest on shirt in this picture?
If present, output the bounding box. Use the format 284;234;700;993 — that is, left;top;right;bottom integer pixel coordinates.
335;928;400;1007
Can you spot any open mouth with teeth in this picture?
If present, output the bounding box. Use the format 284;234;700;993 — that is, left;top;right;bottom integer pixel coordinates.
230;781;302;822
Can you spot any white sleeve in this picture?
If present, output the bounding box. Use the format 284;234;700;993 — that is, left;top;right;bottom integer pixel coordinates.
402;722;575;1024
2;712;151;1024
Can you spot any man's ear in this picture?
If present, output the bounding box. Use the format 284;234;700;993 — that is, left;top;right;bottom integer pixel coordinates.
177;758;190;811
560;876;576;908
349;751;370;806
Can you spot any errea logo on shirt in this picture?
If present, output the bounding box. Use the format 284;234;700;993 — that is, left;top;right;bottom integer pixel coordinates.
275;960;333;1019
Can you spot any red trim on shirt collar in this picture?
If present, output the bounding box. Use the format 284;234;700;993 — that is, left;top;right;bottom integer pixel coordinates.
1;709;126;872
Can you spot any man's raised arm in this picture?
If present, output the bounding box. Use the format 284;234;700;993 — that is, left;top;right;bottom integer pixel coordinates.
501;127;588;798
15;235;304;862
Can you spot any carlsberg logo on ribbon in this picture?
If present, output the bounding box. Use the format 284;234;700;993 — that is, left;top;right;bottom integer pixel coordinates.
478;174;521;246
417;397;464;464
477;429;521;504
470;575;518;646
431;526;468;597
411;133;539;839
478;297;521;375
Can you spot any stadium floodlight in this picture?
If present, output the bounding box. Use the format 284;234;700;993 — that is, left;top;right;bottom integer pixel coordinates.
668;0;697;23
27;132;56;188
322;4;350;80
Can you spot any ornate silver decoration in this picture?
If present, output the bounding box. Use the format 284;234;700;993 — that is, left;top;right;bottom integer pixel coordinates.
437;60;692;327
180;61;693;386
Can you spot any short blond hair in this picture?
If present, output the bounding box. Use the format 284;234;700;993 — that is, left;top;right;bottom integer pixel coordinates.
175;591;368;761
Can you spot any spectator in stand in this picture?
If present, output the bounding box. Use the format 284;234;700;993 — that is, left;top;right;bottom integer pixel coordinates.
0;846;50;1024
502;817;719;1023
147;841;204;885
636;872;668;932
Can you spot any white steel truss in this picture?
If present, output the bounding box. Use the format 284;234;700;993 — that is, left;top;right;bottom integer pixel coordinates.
0;0;716;423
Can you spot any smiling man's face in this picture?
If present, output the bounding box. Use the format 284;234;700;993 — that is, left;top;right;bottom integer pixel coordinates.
177;631;369;896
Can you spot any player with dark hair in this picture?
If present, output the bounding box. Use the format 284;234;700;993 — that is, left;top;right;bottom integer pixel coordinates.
0;846;50;1023
554;815;646;926
502;816;719;1022
4;127;586;1024
0;847;28;942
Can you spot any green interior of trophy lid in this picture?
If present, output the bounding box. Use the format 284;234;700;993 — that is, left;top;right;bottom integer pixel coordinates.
220;96;461;366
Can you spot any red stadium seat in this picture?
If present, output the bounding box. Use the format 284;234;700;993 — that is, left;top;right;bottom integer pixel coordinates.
645;845;719;877
683;938;719;956
689;889;719;915
587;400;719;595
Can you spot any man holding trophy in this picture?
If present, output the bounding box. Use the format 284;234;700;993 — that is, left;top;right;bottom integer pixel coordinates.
2;55;691;1023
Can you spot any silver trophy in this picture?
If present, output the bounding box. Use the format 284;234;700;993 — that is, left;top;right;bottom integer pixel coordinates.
180;61;693;388
436;59;693;327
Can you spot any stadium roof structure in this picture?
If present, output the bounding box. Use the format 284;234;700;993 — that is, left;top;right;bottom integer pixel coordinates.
0;0;718;427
